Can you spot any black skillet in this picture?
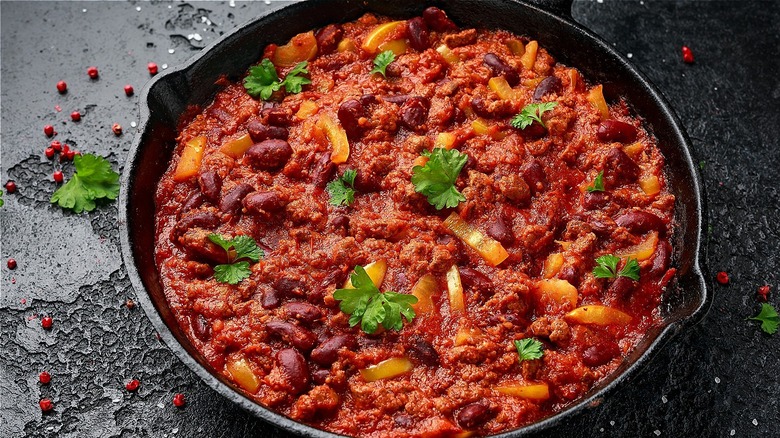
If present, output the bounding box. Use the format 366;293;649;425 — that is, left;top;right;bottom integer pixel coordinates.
118;0;710;436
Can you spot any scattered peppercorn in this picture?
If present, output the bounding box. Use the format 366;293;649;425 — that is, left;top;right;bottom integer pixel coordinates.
112;123;123;135
50;140;62;152
716;271;729;285
53;170;64;183
39;371;51;385
66;149;77;160
87;66;99;79
758;285;771;302
41;316;53;330
71;111;81;122
39;398;54;412
125;379;140;392
44;125;55;137
125;299;135;309
56;80;68;93
172;393;186;407
124;85;134;96
147;62;158;75
4;181;17;193
45;147;55;159
7;259;17;270
682;46;694;64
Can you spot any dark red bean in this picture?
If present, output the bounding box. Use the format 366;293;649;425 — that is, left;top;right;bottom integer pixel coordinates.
608;275;636;298
243;191;285;215
406;337;439;366
283;302;323;325
310;334;356;366
486;215;514;246
262;288;281;309
582;340;621;367
352;170;382;193
458;267;493;293
423;7;458;32
319;269;348;290
276;278;307;297
557;265;580;287
360;94;378;106
244;140;293;171
470;97;491;119
589;217;616;237
331;214;350;230
597;120;638;143
179;193;204;215
311;152;337;189
382;94;411;105
457;403;494;429
172;211;220;240
583;191;609;210
219;183;254;214
533;76;563;101
521;160;547;194
190;313;211;342
520;122;547;139
602;148;639;186
198;170;222;202
400;96;429;130
276;348;310;395
338;99;366;139
614;210;664;235
247;119;288;142
483;53;519;86
407;17;429;51
314;24;343;55
311;369;330;385
649;241;671;277
266;107;293;126
266;320;317;351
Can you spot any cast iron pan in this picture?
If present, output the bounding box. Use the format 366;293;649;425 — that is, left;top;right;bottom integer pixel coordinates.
119;0;711;436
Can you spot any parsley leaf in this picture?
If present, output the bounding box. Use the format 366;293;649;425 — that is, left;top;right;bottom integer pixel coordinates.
411;148;468;210
50;153;120;213
370;50;396;77
208;234;263;284
333;265;418;334
0;190;4;207
593;254;640;281
510;101;558;130
514;338;544;363
749;303;779;334
586;171;605;192
243;59;310;100
326;169;357;207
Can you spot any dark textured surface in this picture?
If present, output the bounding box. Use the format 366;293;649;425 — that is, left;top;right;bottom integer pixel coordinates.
1;1;778;437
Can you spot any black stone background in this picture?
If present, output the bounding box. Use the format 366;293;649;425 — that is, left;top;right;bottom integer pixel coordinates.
1;1;778;437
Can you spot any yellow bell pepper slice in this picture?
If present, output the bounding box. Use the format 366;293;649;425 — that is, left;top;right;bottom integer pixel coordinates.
496;383;550;400
565;305;632;326
273;31;318;67
173;136;206;182
219;133;254;159
411;274;437;314
343;260;387;289
443;213;509;267
639;175;661;196
615;231;658;261
362;21;405;54
588;84;610;120
520;40;538;70
225;356;260;393
446;265;465;313
360;357;414;382
378;39;407;56
542;253;564;279
318;114;349;164
535;278;578;309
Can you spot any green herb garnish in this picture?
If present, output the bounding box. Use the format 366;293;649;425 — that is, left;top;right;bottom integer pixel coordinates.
593;254;640;281
586;171;605;192
208;234;263;284
333;265;418;334
514;338;544;363
50;153;120;213
749;303;779;335
243;59;311;100
510;101;558;130
370;50;396;77
327;169;357;207
0;190;4;207
411;147;468;210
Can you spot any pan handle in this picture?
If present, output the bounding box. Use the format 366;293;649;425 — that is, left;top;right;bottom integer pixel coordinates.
523;0;574;18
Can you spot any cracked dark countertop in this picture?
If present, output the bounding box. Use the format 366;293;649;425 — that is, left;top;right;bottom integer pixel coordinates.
1;1;778;437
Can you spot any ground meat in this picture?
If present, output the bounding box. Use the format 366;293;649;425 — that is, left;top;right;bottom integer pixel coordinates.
444;29;477;47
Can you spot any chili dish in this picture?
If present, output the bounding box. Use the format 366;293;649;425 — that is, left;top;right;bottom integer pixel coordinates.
154;7;677;437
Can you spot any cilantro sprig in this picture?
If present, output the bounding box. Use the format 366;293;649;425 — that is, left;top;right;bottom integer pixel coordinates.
0;190;4;207
50;153;120;213
510;102;558;130
243;59;311;100
327;169;357;207
370;50;396;77
749;303;779;334
411;148;468;210
593;254;640;281
514;338;544;363
586;171;605;192
208;234;263;284
333;265;418;334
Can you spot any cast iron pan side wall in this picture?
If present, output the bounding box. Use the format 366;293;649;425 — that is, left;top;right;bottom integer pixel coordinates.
120;0;708;436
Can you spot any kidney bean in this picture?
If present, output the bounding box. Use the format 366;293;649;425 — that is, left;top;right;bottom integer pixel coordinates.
330;214;349;230
608;275;636;299
400;96;429;130
179;192;204;215
276;278;307;297
245;139;293;171
406;337;439;366
486;215;514;246
283;302;323;325
243;191;285;215
266;320;318;351
338;99;366;139
198;170;222;202
483;53;519;86
583;191;609;210
597;120;638;143
470;97;492;119
533;76;563;101
311;369;330;385
218;183;254;214
614;210;664;235
311;152;337;189
457;403;494;429
353;170;382;193
423;6;458;32
360;94;378;106
520;122;548;139
319;269;348;290
382;94;411;105
247;119;288;142
276;348;310;395
582;340;621;367
407;17;429;51
589;217;616;237
172;211;220;241
602;148;639;186
521;160;547;194
458;267;493;293
262;288;281;309
190;313;211;342
310;334;356;366
266;107;293;126
314;24;343;55
649;241;671;277
557;265;580;287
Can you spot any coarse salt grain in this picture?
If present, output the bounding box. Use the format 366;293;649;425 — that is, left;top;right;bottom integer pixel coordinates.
229;0;236;6
654;431;661;436
131;121;137;128
610;421;615;426
715;377;721;384
627;53;633;58
661;395;668;403
752;419;758;426
730;430;735;436
168;49;175;54
162;64;168;69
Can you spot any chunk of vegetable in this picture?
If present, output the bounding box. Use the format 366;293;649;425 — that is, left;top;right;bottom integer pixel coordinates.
436;44;460;64
411;274;437;314
454;326;482;346
362;21;405;54
225;356;260;393
173;136;206;182
506;39;524;56
488;76;520;101
496;383;550;400
615;231;658;261
317;114;350;164
435;132;457;150
359;357;414;382
343;259;387;289
535;279;578;309
378;39;407;56
273;31;318;67
219;133;254;159
587;85;610;120
412;155;429;169
542;253;564;279
444;212;510;267
337;38;357;53
446;265;465;313
639;175;661;196
622;141;644;158
565;305;631;326
296;100;320;119
471;118;506;140
519;40;538;71
568;68;582;91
